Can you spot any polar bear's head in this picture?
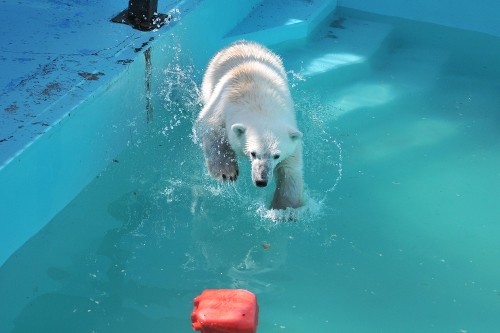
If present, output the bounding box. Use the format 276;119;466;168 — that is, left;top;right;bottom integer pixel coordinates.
229;123;302;187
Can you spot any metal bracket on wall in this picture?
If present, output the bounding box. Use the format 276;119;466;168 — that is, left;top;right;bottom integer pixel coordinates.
111;0;170;31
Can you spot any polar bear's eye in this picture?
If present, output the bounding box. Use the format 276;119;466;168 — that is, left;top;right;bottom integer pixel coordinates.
273;154;280;160
250;152;257;158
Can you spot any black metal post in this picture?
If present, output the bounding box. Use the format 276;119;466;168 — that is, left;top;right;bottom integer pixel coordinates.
112;0;170;31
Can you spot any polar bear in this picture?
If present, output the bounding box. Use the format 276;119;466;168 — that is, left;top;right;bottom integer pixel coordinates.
196;40;304;210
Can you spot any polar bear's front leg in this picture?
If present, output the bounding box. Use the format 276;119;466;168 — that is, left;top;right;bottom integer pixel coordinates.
201;127;239;181
271;147;304;210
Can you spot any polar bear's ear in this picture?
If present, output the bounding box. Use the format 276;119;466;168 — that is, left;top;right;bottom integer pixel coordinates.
231;123;247;138
289;129;303;141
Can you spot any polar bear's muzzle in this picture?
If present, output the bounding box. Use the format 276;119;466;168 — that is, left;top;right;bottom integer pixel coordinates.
252;159;273;187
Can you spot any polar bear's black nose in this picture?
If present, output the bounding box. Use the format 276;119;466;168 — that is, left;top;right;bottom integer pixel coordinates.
255;180;268;187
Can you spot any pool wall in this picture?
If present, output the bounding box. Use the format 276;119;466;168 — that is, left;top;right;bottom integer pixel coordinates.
0;51;150;266
339;0;500;37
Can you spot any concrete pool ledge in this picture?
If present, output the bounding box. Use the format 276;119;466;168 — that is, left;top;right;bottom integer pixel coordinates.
0;1;193;170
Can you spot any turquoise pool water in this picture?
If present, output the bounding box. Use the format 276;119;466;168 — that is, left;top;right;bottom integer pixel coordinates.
2;9;500;333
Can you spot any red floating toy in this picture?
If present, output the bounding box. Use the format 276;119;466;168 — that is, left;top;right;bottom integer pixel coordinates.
191;289;259;333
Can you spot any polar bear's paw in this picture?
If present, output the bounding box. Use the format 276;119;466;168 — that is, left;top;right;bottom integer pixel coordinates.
206;150;239;182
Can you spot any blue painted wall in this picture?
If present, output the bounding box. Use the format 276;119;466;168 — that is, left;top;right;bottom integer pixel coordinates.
340;0;500;37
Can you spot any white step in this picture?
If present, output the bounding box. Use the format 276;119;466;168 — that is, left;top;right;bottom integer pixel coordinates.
224;0;338;45
282;16;393;85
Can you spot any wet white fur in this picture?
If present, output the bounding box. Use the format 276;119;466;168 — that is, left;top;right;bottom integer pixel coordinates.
196;40;304;209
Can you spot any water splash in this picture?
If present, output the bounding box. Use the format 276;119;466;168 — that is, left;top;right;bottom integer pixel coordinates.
287;69;306;88
292;76;343;208
151;57;344;228
158;38;201;137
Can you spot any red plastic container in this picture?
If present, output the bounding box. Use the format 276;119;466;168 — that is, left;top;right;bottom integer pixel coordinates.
191;289;259;333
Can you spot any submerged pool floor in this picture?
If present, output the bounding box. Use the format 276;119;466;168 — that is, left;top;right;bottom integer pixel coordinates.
2;9;500;333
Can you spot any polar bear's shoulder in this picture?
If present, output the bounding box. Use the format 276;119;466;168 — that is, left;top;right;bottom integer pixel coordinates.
202;41;287;103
